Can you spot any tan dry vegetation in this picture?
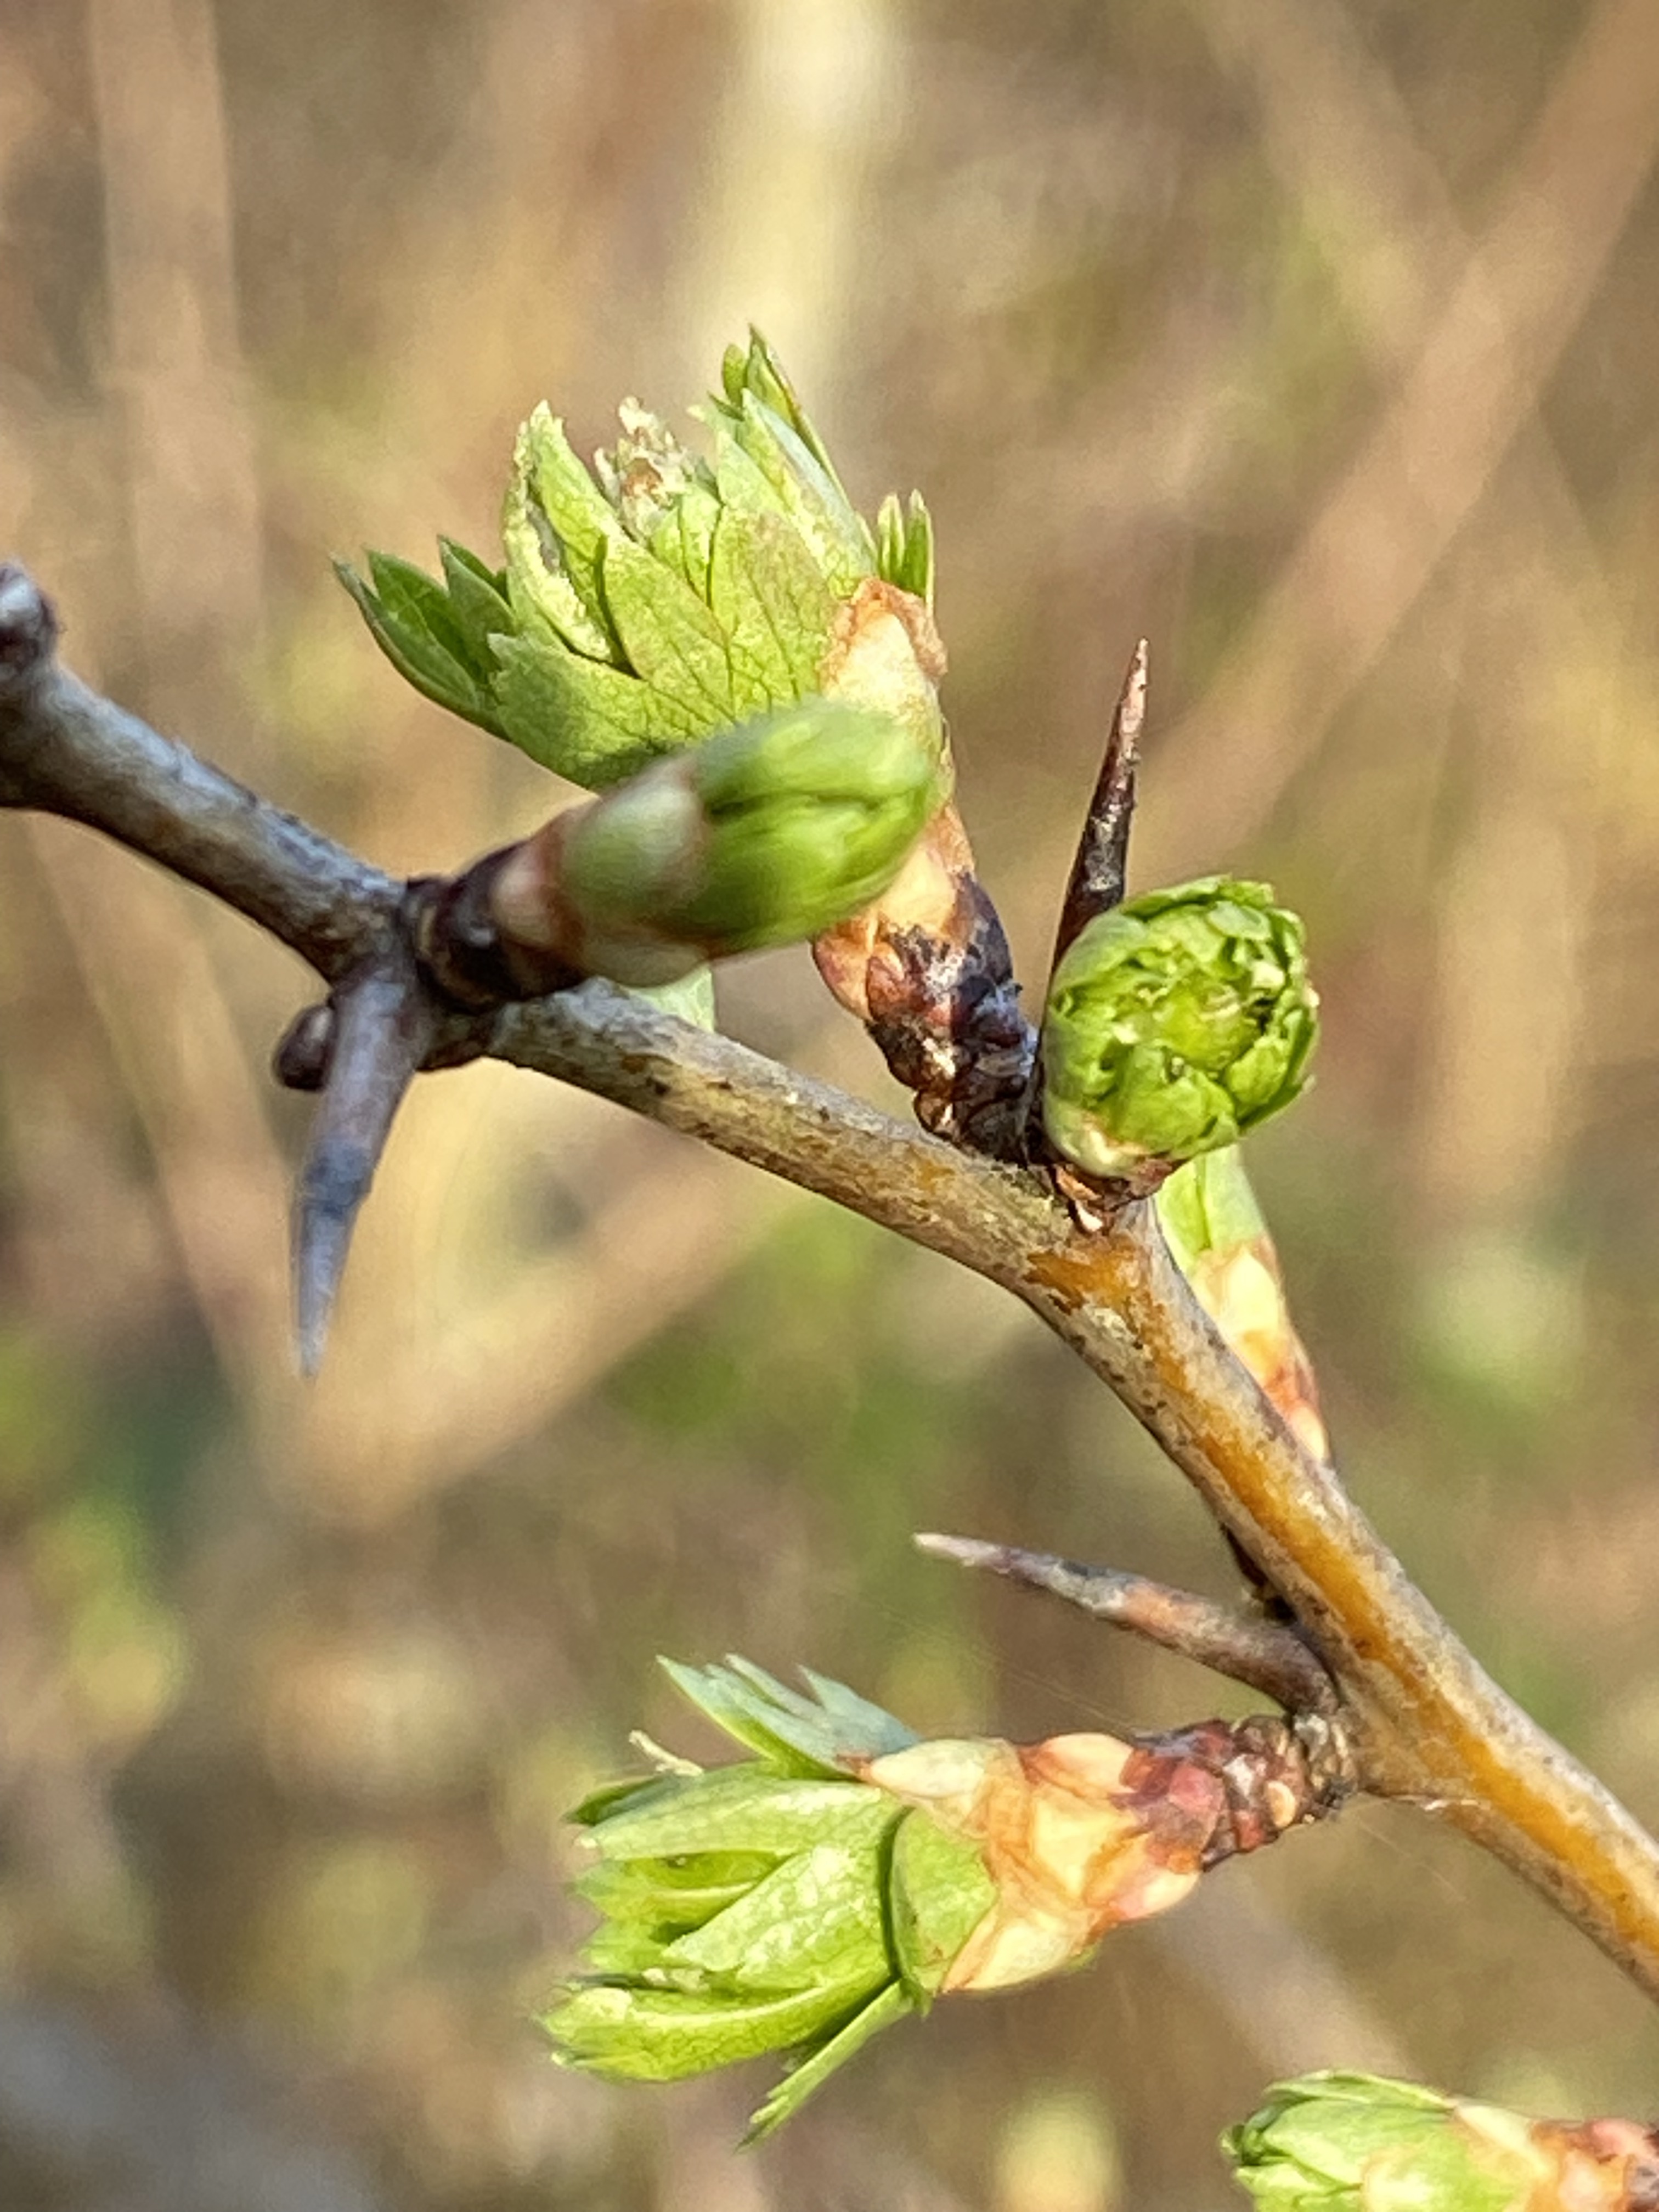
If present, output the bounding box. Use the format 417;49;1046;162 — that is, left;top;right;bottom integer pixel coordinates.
3;2;1659;2207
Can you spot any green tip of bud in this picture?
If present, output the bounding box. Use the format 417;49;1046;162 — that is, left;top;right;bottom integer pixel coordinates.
555;699;947;983
1223;2073;1659;2212
1040;877;1319;1182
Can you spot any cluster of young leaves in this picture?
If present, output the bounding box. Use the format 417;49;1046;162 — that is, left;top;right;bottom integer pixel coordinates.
546;1660;993;2141
336;332;936;793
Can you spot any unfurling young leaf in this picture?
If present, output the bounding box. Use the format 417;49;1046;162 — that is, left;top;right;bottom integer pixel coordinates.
338;330;945;794
546;1661;1339;2139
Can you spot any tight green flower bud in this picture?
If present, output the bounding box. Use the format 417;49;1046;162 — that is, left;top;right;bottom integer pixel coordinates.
338;331;944;794
481;701;944;989
546;1663;1339;2140
1041;878;1318;1186
1224;2073;1659;2212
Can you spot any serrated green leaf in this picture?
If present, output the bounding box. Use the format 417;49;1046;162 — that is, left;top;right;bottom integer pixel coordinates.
665;1837;894;1986
743;1980;913;2142
438;536;515;670
335;557;504;734
727;330;849;501
364;549;471;655
659;1657;841;1775
597;533;741;723
490;633;698;786
516;403;625;625
726;391;871;599
546;1970;877;2083
645;481;722;603
569;1773;682;1827
435;536;507;593
706;505;838;708
501;461;617;661
675;1655;919;1770
582;1848;777;1932
794;1668;919;1762
583;1767;893;1860
708;426;795;525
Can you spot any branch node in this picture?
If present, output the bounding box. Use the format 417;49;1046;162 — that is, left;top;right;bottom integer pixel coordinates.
274;1001;336;1093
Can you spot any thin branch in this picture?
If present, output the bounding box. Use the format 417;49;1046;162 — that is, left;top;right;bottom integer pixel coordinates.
913;1531;1335;1714
5;563;1659;2007
0;565;399;979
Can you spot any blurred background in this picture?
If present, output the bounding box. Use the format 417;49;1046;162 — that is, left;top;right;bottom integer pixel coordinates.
3;0;1659;2204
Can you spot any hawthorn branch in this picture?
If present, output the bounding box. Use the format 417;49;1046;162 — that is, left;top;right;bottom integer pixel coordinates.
5;561;1659;2005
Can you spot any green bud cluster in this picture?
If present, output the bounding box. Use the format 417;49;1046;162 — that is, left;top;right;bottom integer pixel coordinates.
545;1659;994;2141
1040;877;1318;1181
336;332;940;793
1224;2073;1659;2212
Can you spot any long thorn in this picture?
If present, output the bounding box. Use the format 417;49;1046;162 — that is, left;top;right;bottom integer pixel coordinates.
1048;638;1148;972
291;954;435;1374
915;1530;1336;1713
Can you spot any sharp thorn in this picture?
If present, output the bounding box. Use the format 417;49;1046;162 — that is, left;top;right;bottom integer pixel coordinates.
915;1527;1335;1712
294;1137;377;1375
1048;637;1148;971
289;957;432;1375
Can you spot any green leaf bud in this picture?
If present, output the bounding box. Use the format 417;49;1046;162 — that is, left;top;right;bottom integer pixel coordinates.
1040;877;1318;1183
549;1662;1317;2139
544;1660;988;2138
1156;1148;1329;1459
1224;2073;1659;2212
498;700;946;987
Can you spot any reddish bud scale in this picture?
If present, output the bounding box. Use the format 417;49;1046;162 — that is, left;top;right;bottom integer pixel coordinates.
861;1711;1351;1995
1125;1714;1352;1875
405;840;589;1009
1528;2118;1659;2212
808;581;1035;1159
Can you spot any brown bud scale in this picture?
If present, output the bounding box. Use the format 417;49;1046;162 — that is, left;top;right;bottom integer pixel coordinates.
814;804;1035;1158
1124;1713;1354;1874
